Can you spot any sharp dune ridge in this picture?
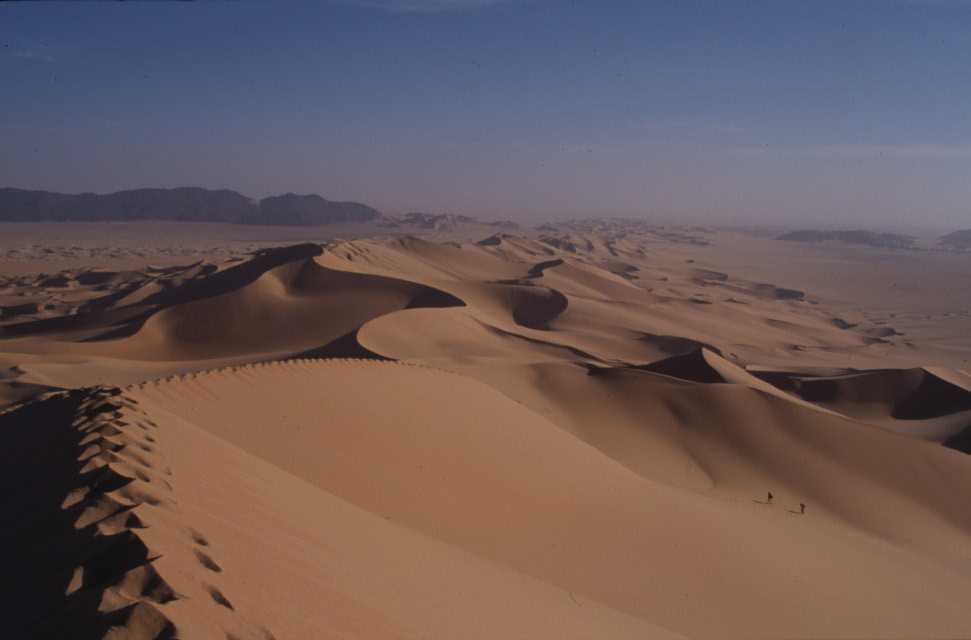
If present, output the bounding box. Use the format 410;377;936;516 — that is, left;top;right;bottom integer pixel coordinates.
2;228;971;638
0;385;269;639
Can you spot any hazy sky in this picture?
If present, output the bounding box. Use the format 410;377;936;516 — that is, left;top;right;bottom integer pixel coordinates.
2;1;969;229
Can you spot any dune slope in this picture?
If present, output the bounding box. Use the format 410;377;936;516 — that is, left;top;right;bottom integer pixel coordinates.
3;378;685;640
127;359;971;639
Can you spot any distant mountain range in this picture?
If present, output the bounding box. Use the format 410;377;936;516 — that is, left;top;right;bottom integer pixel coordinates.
777;229;917;250
939;230;971;251
378;212;519;232
0;187;381;225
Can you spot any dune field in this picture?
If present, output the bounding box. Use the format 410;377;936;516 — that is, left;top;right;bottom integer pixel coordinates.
2;224;971;639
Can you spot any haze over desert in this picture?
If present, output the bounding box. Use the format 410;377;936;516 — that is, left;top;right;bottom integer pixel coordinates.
3;2;971;638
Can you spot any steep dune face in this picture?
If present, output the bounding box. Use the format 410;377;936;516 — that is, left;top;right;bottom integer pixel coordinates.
358;307;598;365
753;366;971;445
501;285;568;330
465;361;971;554
636;348;844;415
118;258;462;360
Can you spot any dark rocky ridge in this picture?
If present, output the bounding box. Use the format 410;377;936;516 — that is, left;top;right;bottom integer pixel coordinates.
939;230;971;251
777;229;916;250
0;187;380;225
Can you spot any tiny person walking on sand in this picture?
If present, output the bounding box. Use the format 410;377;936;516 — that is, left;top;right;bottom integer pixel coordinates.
767;491;773;504
800;502;806;515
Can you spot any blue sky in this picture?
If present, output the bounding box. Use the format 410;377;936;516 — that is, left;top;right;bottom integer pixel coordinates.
2;1;969;228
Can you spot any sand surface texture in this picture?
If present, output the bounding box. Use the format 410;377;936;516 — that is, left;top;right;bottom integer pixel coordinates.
2;224;971;638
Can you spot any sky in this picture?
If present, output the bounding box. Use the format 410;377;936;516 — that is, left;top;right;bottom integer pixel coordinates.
1;1;970;229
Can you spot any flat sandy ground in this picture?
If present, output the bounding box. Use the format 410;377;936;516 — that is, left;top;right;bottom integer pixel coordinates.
2;221;970;639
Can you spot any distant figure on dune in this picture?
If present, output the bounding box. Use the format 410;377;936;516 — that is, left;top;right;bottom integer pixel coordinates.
800;502;806;515
767;491;774;504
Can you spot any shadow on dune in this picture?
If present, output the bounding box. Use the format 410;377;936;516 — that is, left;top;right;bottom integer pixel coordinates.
139;243;324;308
297;253;464;363
751;367;971;453
0;244;325;340
526;258;565;278
0;394;88;636
635;333;722;358
0;305;151;339
478;282;571;331
0;392;172;638
478;320;605;362
888;372;971;420
4;243;468;365
945;428;971;454
511;287;568;330
289;329;391;361
632;348;728;384
124;256;467;360
405;286;464;311
756;368;971;421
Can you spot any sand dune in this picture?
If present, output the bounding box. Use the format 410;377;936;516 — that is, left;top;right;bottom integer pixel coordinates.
118;254;461;360
3;381;684;640
755;366;971;447
2;227;971;638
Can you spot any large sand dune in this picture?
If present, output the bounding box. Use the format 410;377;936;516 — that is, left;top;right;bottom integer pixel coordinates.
2;226;971;638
